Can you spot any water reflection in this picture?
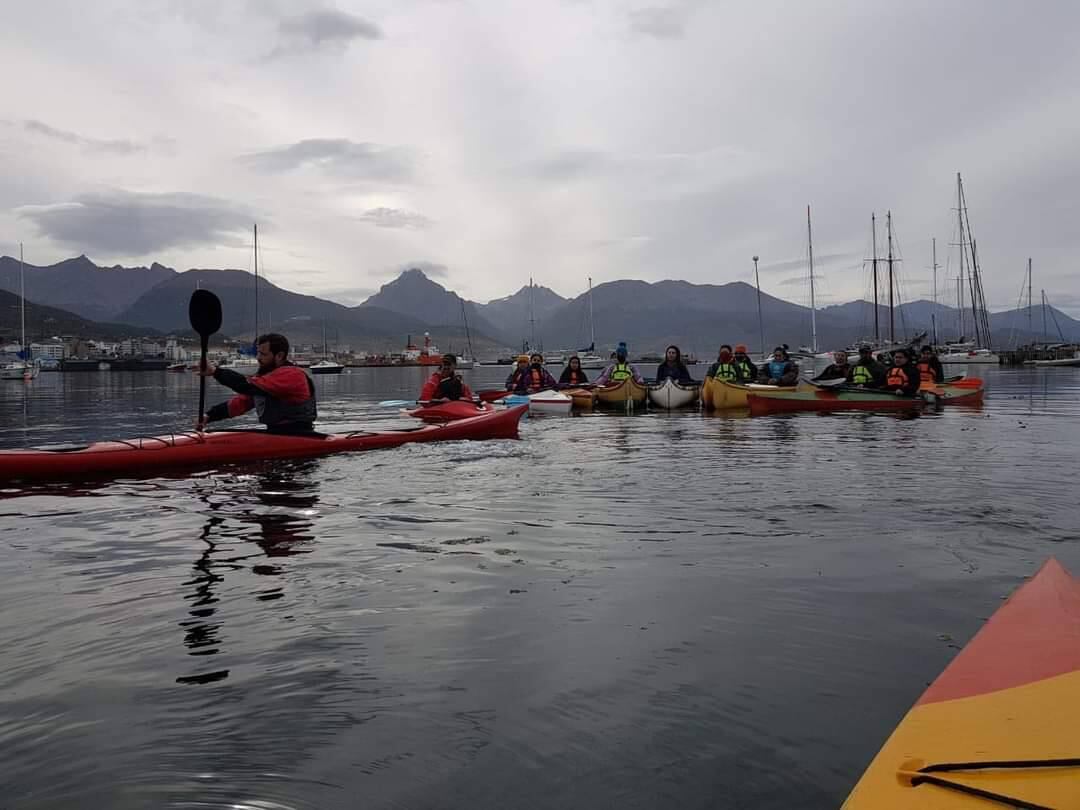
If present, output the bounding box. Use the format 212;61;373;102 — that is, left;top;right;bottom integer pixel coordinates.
176;464;320;685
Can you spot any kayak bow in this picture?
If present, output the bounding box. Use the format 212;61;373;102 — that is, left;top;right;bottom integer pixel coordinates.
843;558;1080;808
0;405;527;484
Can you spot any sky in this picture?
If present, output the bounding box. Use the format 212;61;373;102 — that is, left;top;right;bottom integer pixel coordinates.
1;0;1078;313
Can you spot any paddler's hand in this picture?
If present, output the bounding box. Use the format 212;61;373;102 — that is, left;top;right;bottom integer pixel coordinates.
199;361;217;377
196;415;208;432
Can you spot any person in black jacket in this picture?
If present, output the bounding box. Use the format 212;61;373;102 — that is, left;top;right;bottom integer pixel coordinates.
655;345;694;383
882;349;921;395
732;344;757;381
814;351;851;382
559;355;590;386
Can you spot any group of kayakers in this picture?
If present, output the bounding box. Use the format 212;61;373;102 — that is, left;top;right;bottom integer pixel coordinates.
810;345;946;395
196;331;954;435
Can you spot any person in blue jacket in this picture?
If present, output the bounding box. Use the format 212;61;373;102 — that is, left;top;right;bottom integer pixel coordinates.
654;345;694;383
756;346;800;386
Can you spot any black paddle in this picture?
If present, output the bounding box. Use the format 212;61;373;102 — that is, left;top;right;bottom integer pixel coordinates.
189;290;223;429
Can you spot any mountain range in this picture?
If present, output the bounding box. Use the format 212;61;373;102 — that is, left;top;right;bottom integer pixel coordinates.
1;254;1078;354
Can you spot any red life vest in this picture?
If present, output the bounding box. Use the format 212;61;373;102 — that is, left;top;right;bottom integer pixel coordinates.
566;370;583;385
887;366;913;389
916;360;937;384
529;367;544;391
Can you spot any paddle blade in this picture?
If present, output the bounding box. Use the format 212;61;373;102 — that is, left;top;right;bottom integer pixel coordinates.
189;290;223;337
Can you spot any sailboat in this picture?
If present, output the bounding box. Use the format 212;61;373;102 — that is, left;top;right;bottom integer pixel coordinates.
939;174;1000;364
576;277;606;369
309;321;344;375
2;244;39;381
455;300;476;369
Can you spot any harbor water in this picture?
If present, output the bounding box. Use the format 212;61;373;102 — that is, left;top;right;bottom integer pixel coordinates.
2;364;1079;808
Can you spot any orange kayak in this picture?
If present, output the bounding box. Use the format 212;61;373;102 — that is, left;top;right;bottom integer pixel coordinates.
843;558;1080;808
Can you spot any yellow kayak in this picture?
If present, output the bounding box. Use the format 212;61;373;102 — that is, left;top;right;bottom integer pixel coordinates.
701;378;802;409
563;387;596;409
843;558;1080;809
595;378;647;407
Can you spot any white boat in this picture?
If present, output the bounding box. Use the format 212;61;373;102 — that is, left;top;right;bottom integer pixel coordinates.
577;353;607;369
1029;352;1080;367
309;359;344;375
3;245;38;382
220;355;259;371
647;378;700;409
527;389;573;415
455;357;475;370
939;346;1000;364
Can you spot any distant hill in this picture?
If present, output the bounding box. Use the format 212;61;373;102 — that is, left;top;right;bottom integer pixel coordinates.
0;254;177;322
0;289;154;342
360;269;503;340
478;283;568;339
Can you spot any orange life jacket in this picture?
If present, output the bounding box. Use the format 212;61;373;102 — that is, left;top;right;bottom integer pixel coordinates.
529;367;544;391
887;366;913;388
566;370;583;385
917;360;937;384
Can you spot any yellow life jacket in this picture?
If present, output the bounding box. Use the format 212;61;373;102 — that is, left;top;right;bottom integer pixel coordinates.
736;359;753;379
610;362;632;382
851;364;874;385
712;362;738;381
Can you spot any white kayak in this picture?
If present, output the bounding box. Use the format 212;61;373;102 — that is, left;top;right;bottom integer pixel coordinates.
647;378;701;409
528;389;573;415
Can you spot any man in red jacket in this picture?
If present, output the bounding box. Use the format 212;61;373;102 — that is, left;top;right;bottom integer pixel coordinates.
419;354;474;402
197;333;317;433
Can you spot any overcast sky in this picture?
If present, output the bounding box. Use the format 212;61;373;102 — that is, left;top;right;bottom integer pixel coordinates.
1;0;1078;312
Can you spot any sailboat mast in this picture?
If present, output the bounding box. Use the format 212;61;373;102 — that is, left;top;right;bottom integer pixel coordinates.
871;213;879;342
19;243;27;362
529;277;535;351
886;211;895;343
461;299;474;360
807;205;817;353
588;277;596;351
1041;289;1048;341
956;174;966;341
753;256;765;358
253;223;259;343
931;237;938;346
1027;258;1033;342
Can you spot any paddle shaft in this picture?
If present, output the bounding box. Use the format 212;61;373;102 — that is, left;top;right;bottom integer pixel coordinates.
197;335;210;424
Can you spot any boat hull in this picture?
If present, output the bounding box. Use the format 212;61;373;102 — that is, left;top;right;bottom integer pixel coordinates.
562;388;596;409
702;378;800;409
843;558;1080;808
595;378;647;407
647;379;700;409
0;405;527;484
748;384;983;415
405;401;494;422
528;390;573;415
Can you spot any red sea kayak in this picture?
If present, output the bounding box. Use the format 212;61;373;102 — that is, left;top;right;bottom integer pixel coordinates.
0;405;527;484
405;400;493;422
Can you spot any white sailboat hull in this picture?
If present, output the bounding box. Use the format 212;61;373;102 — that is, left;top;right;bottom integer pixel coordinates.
939;350;999;364
647;378;700;409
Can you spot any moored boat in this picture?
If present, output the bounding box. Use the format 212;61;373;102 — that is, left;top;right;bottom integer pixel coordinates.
647;378;700;410
309;359;345;375
527;389;573;415
843;558;1080;808
747;383;983;415
0;405;528;484
594;377;647;407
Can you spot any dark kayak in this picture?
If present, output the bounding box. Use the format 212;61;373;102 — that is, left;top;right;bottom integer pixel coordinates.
0;405;527;484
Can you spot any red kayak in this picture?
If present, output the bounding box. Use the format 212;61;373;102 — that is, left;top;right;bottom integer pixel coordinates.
0;405;527;484
405;400;493;422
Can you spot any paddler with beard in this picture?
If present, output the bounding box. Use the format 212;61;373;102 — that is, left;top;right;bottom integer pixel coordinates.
197;333;317;434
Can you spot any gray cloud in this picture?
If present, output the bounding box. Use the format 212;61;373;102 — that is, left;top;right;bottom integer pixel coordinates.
24;119;146;155
533;150;612;181
628;6;687;39
16;190;254;255
238;139;414;182
356;207;433;230
778;274;827;287
759;253;859;273
392;261;449;280
272;8;381;57
311;286;377;306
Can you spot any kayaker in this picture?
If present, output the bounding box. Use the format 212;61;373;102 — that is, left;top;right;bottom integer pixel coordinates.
813;351;851;381
732;344;758;381
705;345;744;383
198;333;317;434
419;354;474;402
882;348;921;396
756;347;799;386
848;346;885;387
596;342;644;385
511;353;558;393
917;345;945;386
559;355;590;386
655;345;694;383
505;354;530;392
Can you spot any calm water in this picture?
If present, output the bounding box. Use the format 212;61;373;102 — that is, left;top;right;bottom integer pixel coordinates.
2;364;1079;809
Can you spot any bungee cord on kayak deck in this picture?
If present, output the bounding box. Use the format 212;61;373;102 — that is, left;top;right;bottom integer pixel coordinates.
903;758;1080;810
